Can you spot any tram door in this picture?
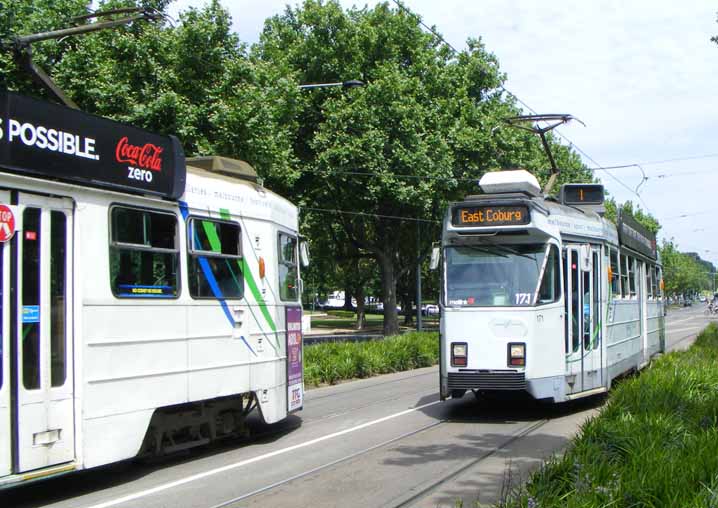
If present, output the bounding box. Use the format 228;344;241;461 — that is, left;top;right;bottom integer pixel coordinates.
564;245;603;394
0;191;11;477
12;193;75;474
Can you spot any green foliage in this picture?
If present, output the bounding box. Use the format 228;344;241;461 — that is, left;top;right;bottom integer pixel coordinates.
303;331;438;385
604;199;661;235
1;0;300;182
506;323;718;508
2;0;606;334
0;0;91;95
255;0;593;334
660;240;712;296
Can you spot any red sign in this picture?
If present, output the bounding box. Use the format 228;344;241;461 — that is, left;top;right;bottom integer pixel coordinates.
115;136;164;171
0;205;15;242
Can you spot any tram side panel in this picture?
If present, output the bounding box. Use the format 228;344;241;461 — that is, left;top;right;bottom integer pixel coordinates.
645;300;663;357
79;192;297;468
79;195;188;467
222;208;289;425
605;299;643;384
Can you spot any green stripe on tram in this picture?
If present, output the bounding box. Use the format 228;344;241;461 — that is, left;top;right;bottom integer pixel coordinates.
201;220;222;253
219;208;277;334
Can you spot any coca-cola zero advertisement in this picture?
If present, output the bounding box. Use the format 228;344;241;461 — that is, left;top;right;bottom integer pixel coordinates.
0;90;185;199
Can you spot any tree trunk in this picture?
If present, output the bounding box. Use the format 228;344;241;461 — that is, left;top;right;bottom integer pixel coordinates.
355;285;366;330
343;286;354;311
378;252;400;336
402;291;413;325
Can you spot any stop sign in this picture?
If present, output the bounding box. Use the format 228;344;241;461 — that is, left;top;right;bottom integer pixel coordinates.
0;205;16;242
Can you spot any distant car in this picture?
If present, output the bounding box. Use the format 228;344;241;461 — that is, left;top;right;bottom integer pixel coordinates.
424;304;440;316
683;299;693;307
700;296;707;302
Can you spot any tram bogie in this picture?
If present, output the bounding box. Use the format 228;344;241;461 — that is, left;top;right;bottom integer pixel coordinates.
438;170;664;404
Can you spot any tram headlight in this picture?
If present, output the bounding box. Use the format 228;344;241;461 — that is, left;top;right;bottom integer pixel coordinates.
451;342;468;367
508;343;526;367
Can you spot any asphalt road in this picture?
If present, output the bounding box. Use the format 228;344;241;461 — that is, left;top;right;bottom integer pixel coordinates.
2;305;711;508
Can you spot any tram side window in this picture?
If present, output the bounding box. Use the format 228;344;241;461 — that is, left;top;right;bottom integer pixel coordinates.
187;218;243;299
620;254;629;298
610;249;620;297
110;207;179;298
627;256;637;298
278;233;299;301
652;267;658;298
537;245;560;304
563;251;568;353
570;251;580;353
646;265;653;299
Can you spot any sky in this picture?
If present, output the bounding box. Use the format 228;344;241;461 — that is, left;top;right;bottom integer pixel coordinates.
170;0;718;266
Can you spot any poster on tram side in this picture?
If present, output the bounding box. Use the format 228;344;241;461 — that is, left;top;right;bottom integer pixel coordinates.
286;306;303;412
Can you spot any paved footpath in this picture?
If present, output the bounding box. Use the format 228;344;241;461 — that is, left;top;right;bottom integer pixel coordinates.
2;306;710;508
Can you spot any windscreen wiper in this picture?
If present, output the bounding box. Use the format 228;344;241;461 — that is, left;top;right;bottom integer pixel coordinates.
462;245;509;258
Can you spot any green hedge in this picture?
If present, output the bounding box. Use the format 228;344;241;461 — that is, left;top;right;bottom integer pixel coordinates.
304;332;439;386
508;323;718;507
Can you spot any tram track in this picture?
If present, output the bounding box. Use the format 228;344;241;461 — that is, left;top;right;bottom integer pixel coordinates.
207;420;447;508
207;416;552;508
390;418;551;508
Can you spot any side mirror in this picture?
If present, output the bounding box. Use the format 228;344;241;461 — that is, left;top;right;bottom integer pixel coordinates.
299;241;310;267
429;246;441;270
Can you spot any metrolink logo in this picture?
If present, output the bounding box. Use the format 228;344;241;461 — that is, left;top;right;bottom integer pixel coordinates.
0;117;99;160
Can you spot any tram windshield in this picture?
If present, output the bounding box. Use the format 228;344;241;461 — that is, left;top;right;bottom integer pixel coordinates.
446;243;559;307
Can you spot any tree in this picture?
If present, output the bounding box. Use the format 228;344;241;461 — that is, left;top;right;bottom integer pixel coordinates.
1;0;300;183
660;240;710;296
255;0;592;335
0;0;92;96
604;199;661;235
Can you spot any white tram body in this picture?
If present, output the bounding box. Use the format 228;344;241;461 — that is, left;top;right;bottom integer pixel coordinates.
0;92;304;487
439;170;665;402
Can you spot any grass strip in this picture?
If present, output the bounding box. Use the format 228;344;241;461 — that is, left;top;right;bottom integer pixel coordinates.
505;323;718;508
304;331;438;386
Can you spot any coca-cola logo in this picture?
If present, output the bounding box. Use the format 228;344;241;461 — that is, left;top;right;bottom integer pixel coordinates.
115;136;163;171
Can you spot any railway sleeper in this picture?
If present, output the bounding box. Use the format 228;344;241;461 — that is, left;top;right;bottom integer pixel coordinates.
139;393;256;457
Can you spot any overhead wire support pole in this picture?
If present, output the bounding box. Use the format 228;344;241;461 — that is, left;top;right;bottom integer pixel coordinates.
416;221;422;332
504;114;585;195
8;7;163;110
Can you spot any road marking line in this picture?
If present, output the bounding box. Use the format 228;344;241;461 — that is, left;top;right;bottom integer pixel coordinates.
667;315;701;326
83;400;442;508
668;326;702;334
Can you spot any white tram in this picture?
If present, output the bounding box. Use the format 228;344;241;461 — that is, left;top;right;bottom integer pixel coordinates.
0;91;306;487
437;170;665;402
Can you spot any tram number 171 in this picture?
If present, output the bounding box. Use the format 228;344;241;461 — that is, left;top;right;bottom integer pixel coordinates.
515;293;531;305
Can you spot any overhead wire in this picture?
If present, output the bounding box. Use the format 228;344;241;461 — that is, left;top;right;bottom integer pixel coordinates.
302;206;440;223
389;0;650;213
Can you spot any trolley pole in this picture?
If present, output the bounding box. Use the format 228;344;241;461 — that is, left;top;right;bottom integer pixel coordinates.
416;221;422;331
